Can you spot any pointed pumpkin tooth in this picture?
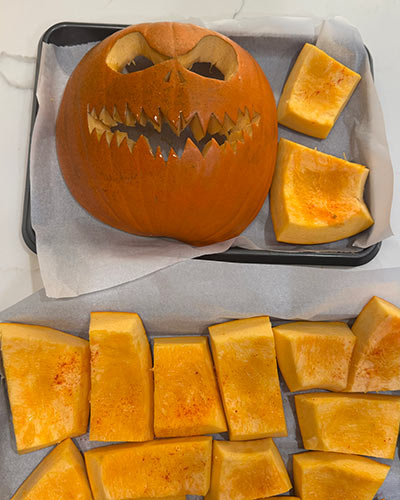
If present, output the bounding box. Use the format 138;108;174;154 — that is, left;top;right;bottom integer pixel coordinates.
100;107;117;127
115;131;128;147
181;113;189;132
189;114;205;141
244;123;253;138
168;147;178;161
113;106;123;123
151;112;162;132
229;129;244;143
252;112;261;126
96;129;105;141
139;110;148;127
220;113;235;136
105;130;113;146
126;137;135;153
87;113;97;134
203;137;220;157
88;112;110;136
125;106;136;126
207;114;222;135
90;107;97;118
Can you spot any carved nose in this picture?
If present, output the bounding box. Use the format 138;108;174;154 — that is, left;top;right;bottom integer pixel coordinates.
164;69;186;84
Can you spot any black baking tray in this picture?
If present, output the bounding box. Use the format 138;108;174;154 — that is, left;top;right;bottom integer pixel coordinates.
22;21;381;266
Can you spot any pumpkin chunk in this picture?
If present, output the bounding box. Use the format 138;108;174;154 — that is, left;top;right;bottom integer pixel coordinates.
277;43;361;138
153;337;227;437
84;436;212;499
273;321;355;391
295;392;400;458
205;438;292;500
209;317;287;440
0;323;90;453
270;138;373;244
11;439;93;499
89;312;153;442
346;296;400;392
293;451;389;500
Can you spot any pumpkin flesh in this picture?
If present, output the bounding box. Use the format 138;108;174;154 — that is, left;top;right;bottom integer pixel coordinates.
277;43;361;138
270;138;373;244
295;392;400;459
11;439;93;500
346;296;400;392
153;337;227;437
84;436;212;499
273;321;355;391
293;451;389;500
209;317;287;440
89;312;153;442
205;438;292;500
1;323;90;453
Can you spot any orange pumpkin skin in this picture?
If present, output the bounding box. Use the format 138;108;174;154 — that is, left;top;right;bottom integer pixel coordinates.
56;22;277;246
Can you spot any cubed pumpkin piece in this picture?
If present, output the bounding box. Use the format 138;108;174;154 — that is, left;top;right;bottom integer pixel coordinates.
346;296;400;392
89;312;153;442
293;451;389;500
263;498;300;499
295;392;400;458
11;439;93;499
0;323;90;453
277;43;361;138
209;317;287;440
205;438;292;500
270;138;373;244
273;321;355;391
84;436;212;499
153;337;227;438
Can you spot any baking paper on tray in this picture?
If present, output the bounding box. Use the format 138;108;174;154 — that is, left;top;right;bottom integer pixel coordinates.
29;16;393;298
1;261;400;499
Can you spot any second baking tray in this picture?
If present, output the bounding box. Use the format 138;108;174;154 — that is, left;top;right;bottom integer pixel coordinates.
22;21;381;267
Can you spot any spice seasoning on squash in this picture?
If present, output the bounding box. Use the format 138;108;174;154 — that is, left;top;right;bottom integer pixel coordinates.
0;323;90;454
270;138;373;244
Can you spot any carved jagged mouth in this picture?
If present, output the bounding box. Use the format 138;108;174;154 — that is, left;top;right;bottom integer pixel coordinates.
87;105;260;158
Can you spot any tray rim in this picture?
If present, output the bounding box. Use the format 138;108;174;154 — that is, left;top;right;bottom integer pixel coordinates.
22;20;381;267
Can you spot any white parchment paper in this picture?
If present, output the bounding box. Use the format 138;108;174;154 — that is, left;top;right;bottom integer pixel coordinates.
30;16;394;298
1;261;400;499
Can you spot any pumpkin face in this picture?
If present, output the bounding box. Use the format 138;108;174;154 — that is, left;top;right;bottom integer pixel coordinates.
56;22;277;246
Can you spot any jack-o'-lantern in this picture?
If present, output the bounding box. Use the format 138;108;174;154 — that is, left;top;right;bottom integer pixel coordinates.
56;22;277;246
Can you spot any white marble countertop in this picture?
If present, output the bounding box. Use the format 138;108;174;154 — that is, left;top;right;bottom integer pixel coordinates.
1;0;399;310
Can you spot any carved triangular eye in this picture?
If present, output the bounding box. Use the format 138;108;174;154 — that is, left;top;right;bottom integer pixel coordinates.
107;32;170;73
178;35;238;81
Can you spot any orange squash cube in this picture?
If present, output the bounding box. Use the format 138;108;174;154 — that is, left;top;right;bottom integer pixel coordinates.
346;296;400;392
209;317;287;440
205;438;292;500
1;323;90;453
295;392;400;458
277;43;361;138
293;451;389;500
270;138;373;244
84;436;212;499
153;337;227;438
89;312;153;442
273;321;355;391
11;439;93;499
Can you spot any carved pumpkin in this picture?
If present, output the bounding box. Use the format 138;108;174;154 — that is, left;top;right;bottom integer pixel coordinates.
56;22;277;246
